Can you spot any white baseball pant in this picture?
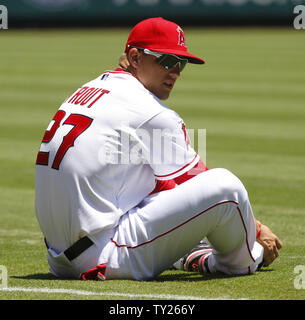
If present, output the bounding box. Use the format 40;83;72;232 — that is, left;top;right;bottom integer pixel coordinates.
46;168;264;280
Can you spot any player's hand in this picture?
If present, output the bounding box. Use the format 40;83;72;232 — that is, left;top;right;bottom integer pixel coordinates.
256;222;282;267
118;53;130;69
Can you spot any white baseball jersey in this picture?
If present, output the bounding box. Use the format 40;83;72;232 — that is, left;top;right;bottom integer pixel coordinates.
35;68;199;253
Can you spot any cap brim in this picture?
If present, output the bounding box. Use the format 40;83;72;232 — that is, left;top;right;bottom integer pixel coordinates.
145;47;205;64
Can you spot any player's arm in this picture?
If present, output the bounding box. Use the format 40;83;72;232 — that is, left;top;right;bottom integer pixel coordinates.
149;159;208;195
149;179;176;195
120;50;207;186
255;219;283;266
140;109;208;195
174;158;208;185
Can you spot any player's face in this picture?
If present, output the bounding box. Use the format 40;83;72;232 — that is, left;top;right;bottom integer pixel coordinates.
136;52;181;100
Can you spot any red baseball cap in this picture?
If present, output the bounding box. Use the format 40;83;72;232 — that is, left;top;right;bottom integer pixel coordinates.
125;17;205;64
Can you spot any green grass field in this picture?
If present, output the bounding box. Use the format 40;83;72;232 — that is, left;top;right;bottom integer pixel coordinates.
0;27;305;301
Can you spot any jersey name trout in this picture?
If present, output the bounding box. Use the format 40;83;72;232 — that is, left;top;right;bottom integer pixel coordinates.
65;86;110;108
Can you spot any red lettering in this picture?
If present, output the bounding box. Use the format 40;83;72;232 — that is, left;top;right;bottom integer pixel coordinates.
42;110;66;143
36;151;49;166
66;86;110;108
80;88;101;105
67;86;89;104
87;89;110;108
74;87;96;105
36;111;93;170
51;114;93;170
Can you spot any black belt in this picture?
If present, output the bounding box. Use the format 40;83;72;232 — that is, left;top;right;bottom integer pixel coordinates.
44;236;94;261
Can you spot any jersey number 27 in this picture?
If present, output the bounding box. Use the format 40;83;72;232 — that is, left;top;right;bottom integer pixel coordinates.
36;110;93;170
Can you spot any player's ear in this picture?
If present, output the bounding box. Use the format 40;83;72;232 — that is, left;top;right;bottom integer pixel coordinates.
127;48;141;69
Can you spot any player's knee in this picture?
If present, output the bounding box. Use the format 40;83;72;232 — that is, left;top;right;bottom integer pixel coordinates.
212;168;248;203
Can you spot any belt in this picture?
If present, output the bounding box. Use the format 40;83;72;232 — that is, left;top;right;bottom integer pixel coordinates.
44;236;94;261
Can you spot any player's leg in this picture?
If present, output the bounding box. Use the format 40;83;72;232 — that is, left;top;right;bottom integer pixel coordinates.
104;168;263;280
175;203;264;275
204;199;263;275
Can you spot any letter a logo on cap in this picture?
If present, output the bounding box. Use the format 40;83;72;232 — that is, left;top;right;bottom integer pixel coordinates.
177;26;186;48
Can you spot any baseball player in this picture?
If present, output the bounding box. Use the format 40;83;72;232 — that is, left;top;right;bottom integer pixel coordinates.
35;17;282;281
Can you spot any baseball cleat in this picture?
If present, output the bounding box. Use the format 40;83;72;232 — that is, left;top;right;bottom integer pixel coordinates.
173;239;213;273
184;248;213;273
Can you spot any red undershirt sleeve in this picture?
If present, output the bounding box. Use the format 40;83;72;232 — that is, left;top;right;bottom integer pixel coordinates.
174;159;209;185
149;159;209;195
